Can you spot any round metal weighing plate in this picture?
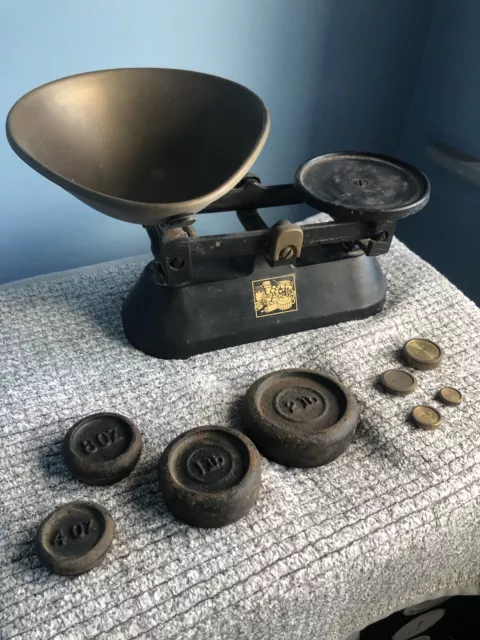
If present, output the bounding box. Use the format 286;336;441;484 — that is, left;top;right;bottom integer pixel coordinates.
380;369;418;396
411;405;443;431
403;338;443;371
35;502;115;576
242;368;359;468
63;413;143;485
158;426;261;528
295;152;430;222
438;386;463;406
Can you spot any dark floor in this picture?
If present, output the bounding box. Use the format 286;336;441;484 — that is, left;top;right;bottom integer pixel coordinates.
361;595;479;639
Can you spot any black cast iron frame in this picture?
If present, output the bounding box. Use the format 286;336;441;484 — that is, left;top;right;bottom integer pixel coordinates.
145;175;397;287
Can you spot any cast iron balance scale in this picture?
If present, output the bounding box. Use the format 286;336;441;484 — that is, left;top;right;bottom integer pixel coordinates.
6;68;430;359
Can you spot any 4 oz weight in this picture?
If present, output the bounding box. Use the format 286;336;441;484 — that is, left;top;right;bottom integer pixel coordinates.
35;502;115;576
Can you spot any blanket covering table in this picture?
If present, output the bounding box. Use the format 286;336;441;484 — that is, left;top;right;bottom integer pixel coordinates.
1;229;480;640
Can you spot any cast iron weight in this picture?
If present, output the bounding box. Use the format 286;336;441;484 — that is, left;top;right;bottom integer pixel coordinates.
63;413;143;485
243;369;359;468
35;502;115;576
158;426;261;528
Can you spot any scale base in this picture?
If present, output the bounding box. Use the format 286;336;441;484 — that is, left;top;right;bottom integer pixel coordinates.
122;255;387;360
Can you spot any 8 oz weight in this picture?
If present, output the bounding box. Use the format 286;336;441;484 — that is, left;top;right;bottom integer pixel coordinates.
63;413;143;485
82;427;123;454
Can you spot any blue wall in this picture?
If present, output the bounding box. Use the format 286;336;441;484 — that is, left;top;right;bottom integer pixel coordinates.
398;0;480;303
0;0;435;283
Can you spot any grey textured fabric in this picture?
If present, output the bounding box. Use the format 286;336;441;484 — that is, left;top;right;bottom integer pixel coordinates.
1;232;480;640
